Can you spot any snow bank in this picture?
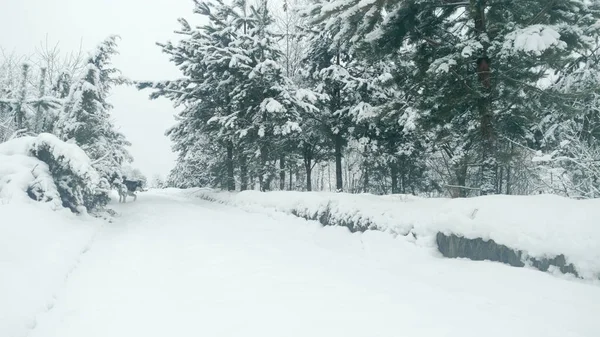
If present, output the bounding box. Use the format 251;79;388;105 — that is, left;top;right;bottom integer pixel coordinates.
0;133;103;212
192;189;600;280
0;200;99;337
0;134;103;336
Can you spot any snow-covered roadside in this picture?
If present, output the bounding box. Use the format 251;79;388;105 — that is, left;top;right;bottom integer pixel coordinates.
21;189;600;337
0;202;100;337
190;189;600;280
0;134;106;337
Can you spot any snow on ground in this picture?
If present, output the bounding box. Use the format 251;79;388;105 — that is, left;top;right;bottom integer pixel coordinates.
1;189;597;337
191;189;600;280
0;134;104;337
0;202;99;337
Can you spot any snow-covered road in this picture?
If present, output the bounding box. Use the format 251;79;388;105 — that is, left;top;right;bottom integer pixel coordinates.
25;190;600;337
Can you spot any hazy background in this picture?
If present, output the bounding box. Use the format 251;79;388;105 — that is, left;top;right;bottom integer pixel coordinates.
0;0;201;179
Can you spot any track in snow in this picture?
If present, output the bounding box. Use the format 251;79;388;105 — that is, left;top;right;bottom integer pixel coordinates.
28;190;600;337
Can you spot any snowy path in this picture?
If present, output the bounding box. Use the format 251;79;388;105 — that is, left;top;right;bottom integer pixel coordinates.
27;190;600;337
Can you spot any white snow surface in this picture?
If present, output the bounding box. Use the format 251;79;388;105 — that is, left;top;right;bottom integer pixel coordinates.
193;189;600;280
0;202;99;337
3;188;600;337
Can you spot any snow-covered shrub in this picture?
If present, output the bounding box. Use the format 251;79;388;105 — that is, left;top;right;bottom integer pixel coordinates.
0;133;107;213
192;189;600;280
121;165;147;187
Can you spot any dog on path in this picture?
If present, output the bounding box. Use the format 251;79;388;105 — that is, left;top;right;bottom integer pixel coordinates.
118;178;144;203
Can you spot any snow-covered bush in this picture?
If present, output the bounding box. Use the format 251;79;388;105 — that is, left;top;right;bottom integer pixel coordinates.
0;133;107;212
192;189;600;280
121;165;147;187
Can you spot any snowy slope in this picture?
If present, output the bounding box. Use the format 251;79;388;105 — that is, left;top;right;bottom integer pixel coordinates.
0;203;99;337
192;189;600;280
1;189;595;337
0;134;106;337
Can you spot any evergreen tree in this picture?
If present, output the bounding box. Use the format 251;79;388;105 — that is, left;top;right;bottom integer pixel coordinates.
141;0;316;191
56;36;131;193
139;0;248;190
304;0;600;195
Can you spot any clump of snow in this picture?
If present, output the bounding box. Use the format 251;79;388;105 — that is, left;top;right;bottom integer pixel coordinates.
192;189;600;280
503;25;567;56
532;150;555;163
429;56;457;74
261;98;285;113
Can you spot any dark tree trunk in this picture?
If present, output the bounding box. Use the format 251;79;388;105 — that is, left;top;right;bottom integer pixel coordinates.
456;162;468;198
334;133;343;192
303;143;313;191
363;165;369;193
226;142;235;191
400;171;406;194
289;166;293;190
390;162;399;194
497;166;503;194
506;165;511;195
15;64;30;131
240;154;248;191
479;97;496;195
279;154;285;190
260;145;270;191
473;0;496;195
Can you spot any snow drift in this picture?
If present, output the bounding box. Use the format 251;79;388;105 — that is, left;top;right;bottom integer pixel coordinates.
0;133;105;213
0;134;105;336
192;189;600;280
0;202;99;337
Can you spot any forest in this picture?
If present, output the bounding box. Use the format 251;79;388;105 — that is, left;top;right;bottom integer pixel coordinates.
1;0;599;199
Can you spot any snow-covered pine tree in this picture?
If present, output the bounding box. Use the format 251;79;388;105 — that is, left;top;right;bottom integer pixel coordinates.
138;0;248;190
141;0;316;191
350;59;432;195
299;28;368;192
56;36;131;201
533;52;600;198
224;0;315;191
304;0;600;195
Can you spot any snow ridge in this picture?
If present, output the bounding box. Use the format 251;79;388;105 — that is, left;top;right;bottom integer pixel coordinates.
191;189;600;280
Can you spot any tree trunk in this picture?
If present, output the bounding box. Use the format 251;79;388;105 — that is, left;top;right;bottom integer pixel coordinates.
240;154;248;191
334;133;343;192
506;165;511;195
506;143;513;195
303;143;313;191
479;97;496;195
15;63;30;131
363;166;369;193
455;161;469;198
279;154;285;190
390;162;399;194
497;165;503;194
472;0;496;195
258;144;272;191
34;67;47;133
226;142;235;191
400;171;406;194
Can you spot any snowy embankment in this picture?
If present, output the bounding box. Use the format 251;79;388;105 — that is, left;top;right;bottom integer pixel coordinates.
0;203;99;337
192;189;600;280
0;134;102;337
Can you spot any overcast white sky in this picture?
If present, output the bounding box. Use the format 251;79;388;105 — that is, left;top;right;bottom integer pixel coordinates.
0;0;203;179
